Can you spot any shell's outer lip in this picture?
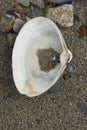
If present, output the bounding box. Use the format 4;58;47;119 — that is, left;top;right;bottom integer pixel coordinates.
67;50;73;63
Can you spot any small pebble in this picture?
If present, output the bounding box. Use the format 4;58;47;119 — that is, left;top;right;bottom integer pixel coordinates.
7;33;17;47
31;0;45;8
48;82;61;92
17;0;30;7
63;65;73;80
11;4;25;15
5;14;15;21
78;25;87;36
13;18;24;33
18;122;22;125
0;17;14;33
70;102;72;105
78;102;87;116
49;0;73;4
65;65;73;73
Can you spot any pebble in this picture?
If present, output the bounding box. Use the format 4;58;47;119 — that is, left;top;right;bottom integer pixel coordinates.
13;18;24;33
0;17;14;33
49;0;73;4
78;102;87;116
11;4;25;15
17;0;30;7
46;4;74;27
63;65;73;80
78;25;87;36
65;65;73;73
30;5;45;17
5;14;15;21
48;82;61;92
30;0;45;8
7;33;17;47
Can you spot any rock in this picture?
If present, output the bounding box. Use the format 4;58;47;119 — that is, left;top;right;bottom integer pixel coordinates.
49;0;73;4
46;4;73;27
65;65;73;73
30;0;45;8
78;102;87;116
11;4;25;15
7;33;17;47
63;65;73;80
17;0;30;7
0;17;14;33
5;14;15;21
13;18;24;33
30;5;45;17
48;82;61;92
78;25;87;36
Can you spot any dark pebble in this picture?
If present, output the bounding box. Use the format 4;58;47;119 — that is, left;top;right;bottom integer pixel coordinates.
7;33;17;47
5;14;15;21
63;65;73;80
65;65;73;73
78;102;87;116
55;0;73;4
74;14;81;22
78;25;87;36
48;82;61;92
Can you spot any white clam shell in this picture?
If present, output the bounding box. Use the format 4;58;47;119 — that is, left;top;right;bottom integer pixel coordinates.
12;17;72;97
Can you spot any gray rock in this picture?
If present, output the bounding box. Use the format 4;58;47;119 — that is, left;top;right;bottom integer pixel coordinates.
78;102;87;116
63;65;73;80
30;0;44;8
46;4;74;27
65;65;73;73
13;18;24;33
17;0;30;7
5;14;15;21
7;33;17;47
48;82;61;92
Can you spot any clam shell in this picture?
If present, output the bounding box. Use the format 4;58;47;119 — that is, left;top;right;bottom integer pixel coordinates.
12;17;72;97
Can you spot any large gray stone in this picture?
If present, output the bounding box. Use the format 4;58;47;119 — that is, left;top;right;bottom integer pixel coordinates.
17;0;30;7
46;4;74;27
30;0;44;8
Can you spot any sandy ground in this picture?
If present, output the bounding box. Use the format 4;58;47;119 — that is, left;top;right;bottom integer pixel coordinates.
0;0;87;130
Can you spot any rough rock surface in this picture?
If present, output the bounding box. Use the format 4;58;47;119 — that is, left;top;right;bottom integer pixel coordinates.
30;0;45;8
46;4;73;27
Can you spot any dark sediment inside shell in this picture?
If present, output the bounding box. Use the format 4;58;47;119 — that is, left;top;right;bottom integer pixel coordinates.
36;47;60;72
